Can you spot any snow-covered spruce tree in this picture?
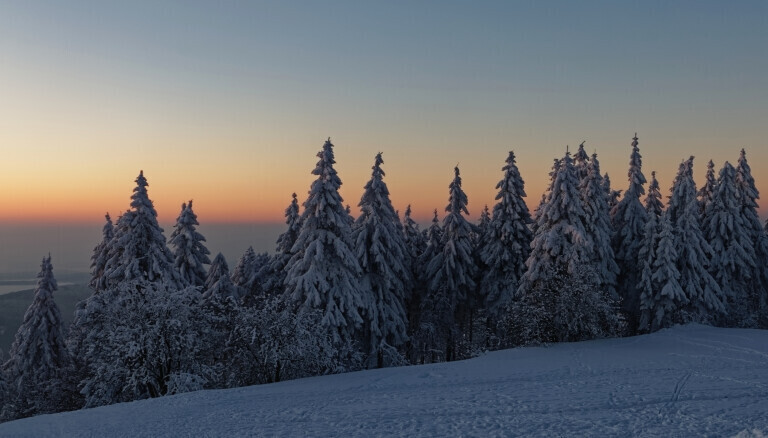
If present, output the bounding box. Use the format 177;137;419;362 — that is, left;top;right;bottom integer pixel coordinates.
645;171;664;219
169;200;211;288
420;167;477;361
638;213;687;332
231;246;256;292
243;252;273;307
402;205;425;262
283;138;365;350
574;141;590;181
637;207;660;333
603;173;622;212
203;252;242;302
263;193;302;297
580;153;619;300
698;160;717;216
611;134;648;333
703;161;756;327
230;246;270;305
531;158;561;235
636;169;666;331
667;157;725;322
474;205;491;247
199;253;241;388
88;213;114;293
409;210;442;364
79;281;213;407
102;171;184;291
478;151;533;319
735;149;768;327
401;205;425;352
3;256;70;418
514;151;621;344
345;204;355;226
352;153;410;368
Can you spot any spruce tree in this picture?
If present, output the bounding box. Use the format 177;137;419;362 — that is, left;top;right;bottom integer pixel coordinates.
478;151;533;318
515;151;620;344
474;205;491;247
638;213;686;332
4;256;70;417
421;167;477;361
532;158;562;229
667;157;725;322
169;200;211;288
231;246;257;292
352;153;410;367
637;170;665;331
269;193;301;283
735;149;768;327
704;161;757;326
611;134;648;332
102;171;183;290
698;159;717;216
603;173;622;212
88;213;114;293
645;171;664;218
256;194;302;299
637;209;660;332
402;205;425;263
283;138;365;348
200;252;241;387
203;253;241;302
519;151;594;294
573;141;590;181
410;210;442;363
580;153;619;299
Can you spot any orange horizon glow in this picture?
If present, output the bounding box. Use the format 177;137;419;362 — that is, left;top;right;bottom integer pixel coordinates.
2;151;767;228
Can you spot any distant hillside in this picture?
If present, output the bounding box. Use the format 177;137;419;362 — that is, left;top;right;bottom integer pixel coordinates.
0;282;92;354
2;325;766;437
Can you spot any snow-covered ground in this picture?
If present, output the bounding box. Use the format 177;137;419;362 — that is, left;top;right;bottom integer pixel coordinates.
2;324;767;437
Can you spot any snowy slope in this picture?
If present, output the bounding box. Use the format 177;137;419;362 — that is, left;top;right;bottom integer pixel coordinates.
2;324;767;437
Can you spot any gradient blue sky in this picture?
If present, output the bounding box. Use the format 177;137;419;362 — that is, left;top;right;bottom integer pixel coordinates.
0;1;766;271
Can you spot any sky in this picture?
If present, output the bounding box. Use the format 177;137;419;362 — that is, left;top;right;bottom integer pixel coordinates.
0;1;767;272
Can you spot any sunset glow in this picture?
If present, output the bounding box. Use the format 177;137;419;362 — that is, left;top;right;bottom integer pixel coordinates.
0;1;766;226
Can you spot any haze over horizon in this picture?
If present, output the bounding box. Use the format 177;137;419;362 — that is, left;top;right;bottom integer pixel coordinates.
1;1;767;272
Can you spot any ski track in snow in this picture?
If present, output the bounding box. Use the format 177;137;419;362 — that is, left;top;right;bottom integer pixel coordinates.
2;324;767;437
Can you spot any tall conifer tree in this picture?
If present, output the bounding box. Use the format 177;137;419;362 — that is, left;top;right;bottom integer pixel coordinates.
580;153;619;299
698;160;717;216
735;149;768;326
283;139;365;347
169;200;211;288
611;134;648;331
644;171;664;218
102;171;183;290
516;151;619;343
353;153;410;366
89;213;114;293
705;162;757;326
4;256;70;417
478;151;533;317
638;213;686;332
667;157;725;322
421;167;477;361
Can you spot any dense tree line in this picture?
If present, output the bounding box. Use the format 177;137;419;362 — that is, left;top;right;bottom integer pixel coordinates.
2;135;767;422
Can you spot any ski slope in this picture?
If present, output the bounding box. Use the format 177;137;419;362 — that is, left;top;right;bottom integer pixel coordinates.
2;324;767;437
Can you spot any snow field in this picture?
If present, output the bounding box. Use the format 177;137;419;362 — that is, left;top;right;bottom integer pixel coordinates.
2;324;766;437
